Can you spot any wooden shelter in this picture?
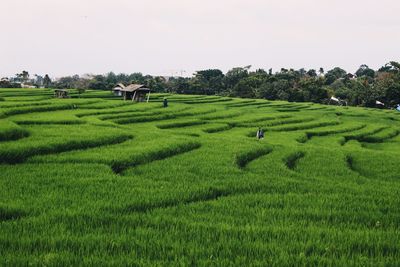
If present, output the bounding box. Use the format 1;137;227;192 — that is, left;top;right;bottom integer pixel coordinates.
113;84;151;102
112;83;125;96
54;89;69;99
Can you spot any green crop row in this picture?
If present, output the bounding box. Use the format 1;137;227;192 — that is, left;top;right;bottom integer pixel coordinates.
297;123;367;143
112;108;217;124
1;100;100;117
202;124;233;133
156;120;207;129
112;141;201;174
283;151;305;170
0;120;30;141
269;120;340;132
359;128;399;143
0;124;133;163
235;146;273;168
13;119;85;125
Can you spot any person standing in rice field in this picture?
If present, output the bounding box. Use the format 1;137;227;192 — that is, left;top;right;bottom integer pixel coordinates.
163;97;168;108
256;127;264;140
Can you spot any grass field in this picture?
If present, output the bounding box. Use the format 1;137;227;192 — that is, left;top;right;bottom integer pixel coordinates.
1;88;400;266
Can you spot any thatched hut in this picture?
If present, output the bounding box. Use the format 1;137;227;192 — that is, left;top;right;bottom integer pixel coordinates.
54;89;69;98
113;84;151;102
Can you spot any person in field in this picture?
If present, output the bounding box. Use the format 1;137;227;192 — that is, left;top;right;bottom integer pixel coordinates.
256;127;264;140
163;97;168;108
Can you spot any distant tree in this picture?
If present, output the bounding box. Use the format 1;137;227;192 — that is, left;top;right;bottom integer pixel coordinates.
43;74;52;88
299;68;307;77
319;67;325;75
258;79;290;101
54;75;80;89
223;66;250;90
255;68;267;74
378;61;400;74
325;67;347;85
355;64;375;78
33;74;44;87
194;69;224;94
330;79;346;90
195;69;223;81
168;77;191;94
375;72;400;107
128;73;144;84
0;79;13;88
378;63;392;73
275;69;298;82
140;75;168;93
296;77;328;103
15;70;30;83
384;81;400;107
116;73;129;84
389;61;400;72
231;76;261;98
75;78;91;90
105;72;118;85
307;69;317;77
87;75;110;90
22;71;29;81
362;83;384;107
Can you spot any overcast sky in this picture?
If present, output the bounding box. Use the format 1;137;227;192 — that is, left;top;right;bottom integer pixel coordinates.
1;0;399;77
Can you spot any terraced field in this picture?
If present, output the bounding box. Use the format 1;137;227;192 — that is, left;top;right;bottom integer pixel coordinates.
1;88;400;266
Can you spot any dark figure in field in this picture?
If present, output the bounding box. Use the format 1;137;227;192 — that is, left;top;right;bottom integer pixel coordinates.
163;98;168;108
256;128;264;140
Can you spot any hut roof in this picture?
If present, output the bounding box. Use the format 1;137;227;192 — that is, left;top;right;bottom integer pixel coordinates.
113;83;125;90
120;84;150;92
116;83;125;88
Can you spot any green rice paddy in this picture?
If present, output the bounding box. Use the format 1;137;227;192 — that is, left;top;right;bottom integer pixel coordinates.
1;88;400;266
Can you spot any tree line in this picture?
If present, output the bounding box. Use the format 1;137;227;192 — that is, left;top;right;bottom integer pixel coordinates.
2;61;400;108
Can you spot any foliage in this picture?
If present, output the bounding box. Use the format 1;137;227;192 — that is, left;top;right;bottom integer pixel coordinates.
4;61;400;109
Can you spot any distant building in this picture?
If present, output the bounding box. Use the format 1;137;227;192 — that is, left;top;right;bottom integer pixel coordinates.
21;83;37;88
113;83;151;102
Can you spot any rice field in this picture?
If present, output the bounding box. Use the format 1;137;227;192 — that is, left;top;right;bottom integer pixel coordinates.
1;88;400;266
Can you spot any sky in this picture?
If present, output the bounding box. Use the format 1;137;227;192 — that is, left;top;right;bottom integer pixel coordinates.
1;0;400;78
